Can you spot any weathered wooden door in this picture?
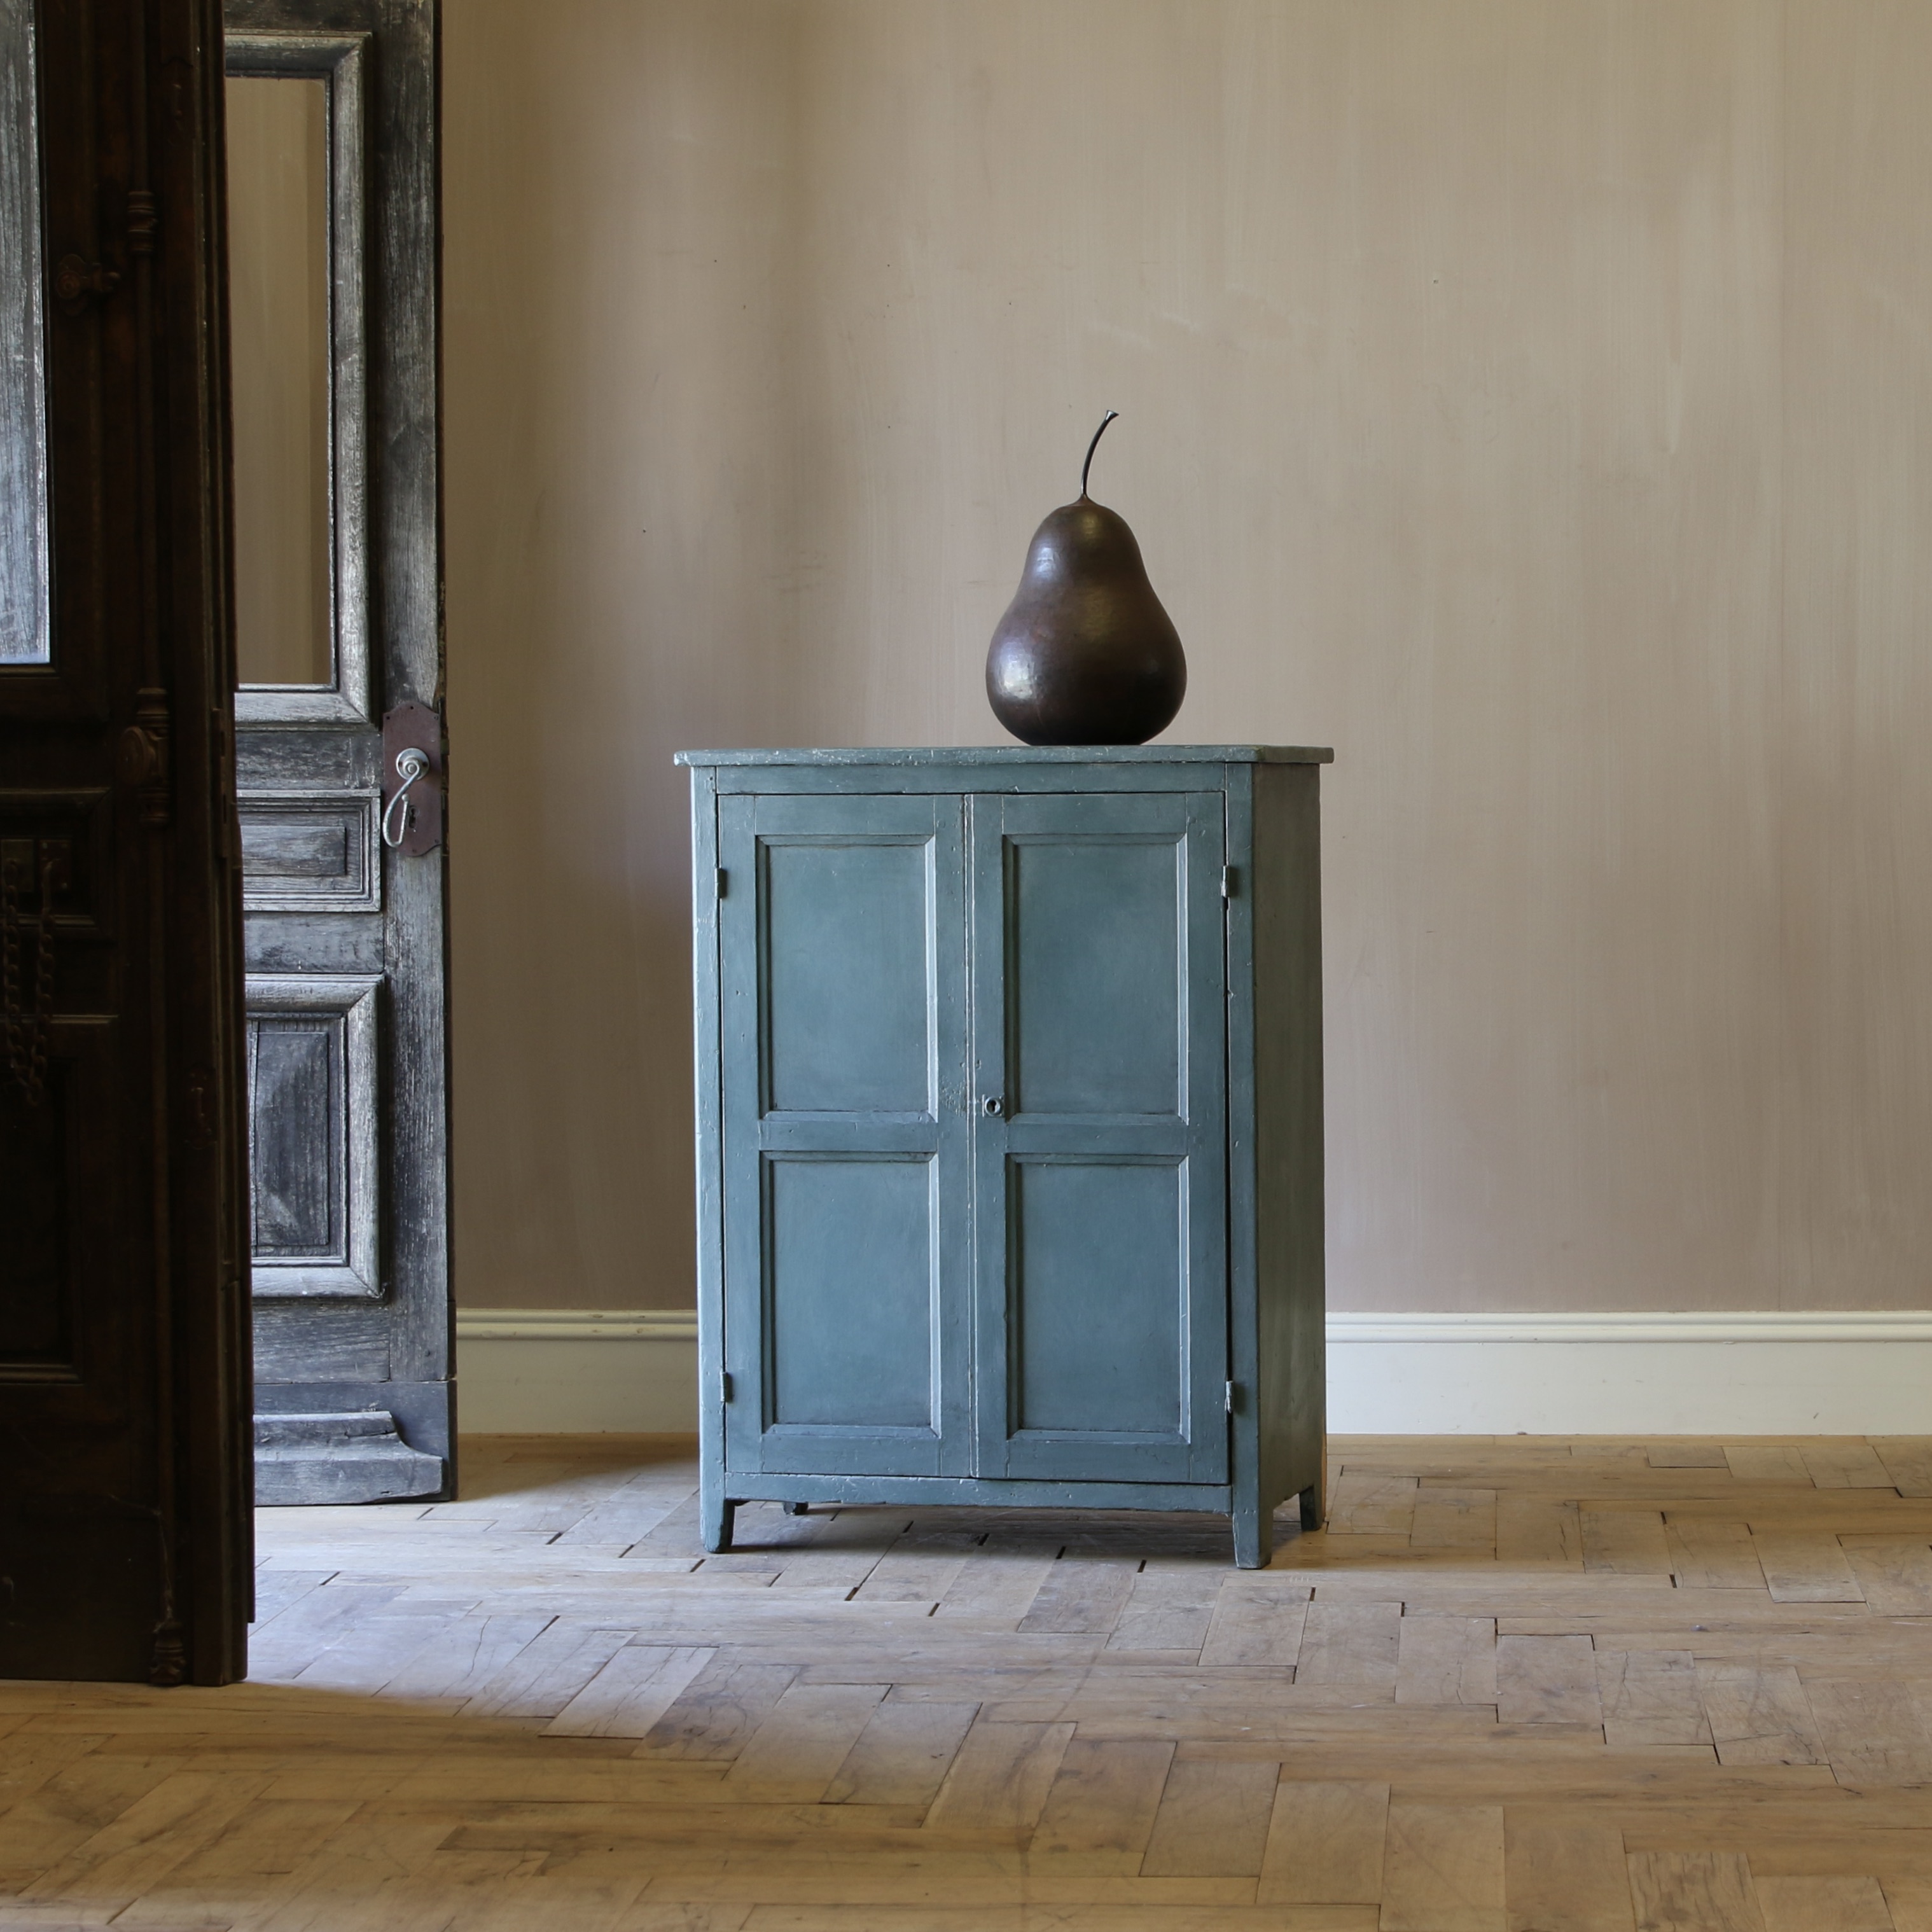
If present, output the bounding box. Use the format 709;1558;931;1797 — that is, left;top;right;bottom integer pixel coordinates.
716;791;972;1480
224;0;450;1503
969;791;1229;1485
0;0;252;1681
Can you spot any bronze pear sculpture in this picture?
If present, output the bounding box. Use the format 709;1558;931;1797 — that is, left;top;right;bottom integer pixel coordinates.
985;411;1186;746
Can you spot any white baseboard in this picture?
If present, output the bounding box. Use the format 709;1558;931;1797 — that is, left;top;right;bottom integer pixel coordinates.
454;1308;1932;1438
1328;1312;1932;1435
457;1310;699;1434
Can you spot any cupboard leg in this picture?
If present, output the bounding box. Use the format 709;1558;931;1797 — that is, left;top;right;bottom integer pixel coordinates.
1298;1483;1323;1531
1232;1501;1272;1569
702;1491;735;1553
786;1501;810;1516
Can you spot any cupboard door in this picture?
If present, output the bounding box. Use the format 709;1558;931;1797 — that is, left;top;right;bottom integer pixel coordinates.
970;791;1229;1485
718;793;969;1477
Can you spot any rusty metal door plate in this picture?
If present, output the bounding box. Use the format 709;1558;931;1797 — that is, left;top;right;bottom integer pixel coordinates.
380;701;443;857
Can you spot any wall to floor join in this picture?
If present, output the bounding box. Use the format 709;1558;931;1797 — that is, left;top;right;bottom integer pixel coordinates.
455;1312;1932;1438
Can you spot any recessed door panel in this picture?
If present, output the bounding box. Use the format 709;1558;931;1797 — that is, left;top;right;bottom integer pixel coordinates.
1010;838;1181;1118
0;1022;115;1384
1012;1156;1184;1436
768;1154;933;1431
973;791;1228;1485
239;792;379;912
245;975;379;1299
719;791;969;1480
765;839;930;1115
0;1073;67;1361
250;1021;337;1253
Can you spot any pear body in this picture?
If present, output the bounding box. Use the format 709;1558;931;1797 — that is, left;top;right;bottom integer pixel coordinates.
985;497;1186;746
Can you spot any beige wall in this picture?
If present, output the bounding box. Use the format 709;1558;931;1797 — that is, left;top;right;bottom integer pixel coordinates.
443;0;1932;1315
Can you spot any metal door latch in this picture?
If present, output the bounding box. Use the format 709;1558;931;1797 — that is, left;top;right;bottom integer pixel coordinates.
380;702;444;856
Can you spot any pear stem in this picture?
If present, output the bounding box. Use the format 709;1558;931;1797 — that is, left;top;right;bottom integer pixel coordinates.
1079;410;1120;499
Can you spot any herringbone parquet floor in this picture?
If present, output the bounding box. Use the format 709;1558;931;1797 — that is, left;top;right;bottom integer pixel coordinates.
11;1433;1932;1929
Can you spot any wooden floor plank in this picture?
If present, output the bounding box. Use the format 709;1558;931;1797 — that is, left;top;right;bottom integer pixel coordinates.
930;1550;1060;1623
546;1645;716;1739
1017;1558;1138;1636
1396;1615;1497;1706
1199;1579;1310;1669
1498;1634;1602;1727
636;1657;801;1762
1627;1849;1767;1931
1801;1445;1898;1492
1597;1650;1713;1749
820;1699;978;1808
1503;1806;1637;1931
1138;1758;1280;1877
1882;1877;1932;1931
1030;1738;1175;1858
1750;1532;1865;1605
1328;1471;1420;1537
1666;1520;1767;1592
1753;1873;1897;1931
1697;1664;1824;1767
723;1685;889;1801
1105;1562;1224;1655
1496;1496;1585;1567
1411;1487;1499;1553
1871;1443;1932;1499
1582;1510;1672;1576
1257;1780;1389;1905
1803;1678;1932;1788
852;1552;970;1608
1841;1541;1932;1616
922;1719;1074;1834
1727;1450;1816;1486
1380;1803;1507;1931
21;1769;274;1912
1294;1602;1401;1694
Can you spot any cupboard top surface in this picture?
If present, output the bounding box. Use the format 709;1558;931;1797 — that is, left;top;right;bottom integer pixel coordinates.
676;744;1334;768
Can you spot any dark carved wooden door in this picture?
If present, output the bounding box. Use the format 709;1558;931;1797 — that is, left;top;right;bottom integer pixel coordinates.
0;0;253;1682
223;0;451;1505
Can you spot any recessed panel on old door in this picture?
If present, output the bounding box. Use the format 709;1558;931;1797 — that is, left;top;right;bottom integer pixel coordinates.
971;791;1227;1485
718;793;968;1477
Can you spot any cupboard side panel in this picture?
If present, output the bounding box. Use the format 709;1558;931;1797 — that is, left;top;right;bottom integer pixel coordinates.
690;769;726;1515
1253;761;1326;1517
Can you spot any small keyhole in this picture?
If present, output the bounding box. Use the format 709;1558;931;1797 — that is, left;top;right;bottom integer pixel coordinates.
983;1095;1003;1117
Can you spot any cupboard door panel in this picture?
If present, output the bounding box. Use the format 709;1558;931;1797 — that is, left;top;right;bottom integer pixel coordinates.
767;1153;934;1431
1011;1155;1185;1436
764;838;932;1115
1009;837;1181;1117
972;791;1228;1485
719;792;969;1478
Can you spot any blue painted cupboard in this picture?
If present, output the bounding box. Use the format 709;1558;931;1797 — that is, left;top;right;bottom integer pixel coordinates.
678;746;1330;1567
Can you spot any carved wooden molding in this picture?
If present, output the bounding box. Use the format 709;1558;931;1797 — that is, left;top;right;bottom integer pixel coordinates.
238;788;380;913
